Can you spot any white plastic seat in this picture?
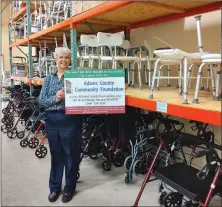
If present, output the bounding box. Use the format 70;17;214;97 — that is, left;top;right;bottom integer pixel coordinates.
192;15;221;103
79;34;99;68
154;49;202;61
192;53;221;103
150;48;211;104
97;32;145;89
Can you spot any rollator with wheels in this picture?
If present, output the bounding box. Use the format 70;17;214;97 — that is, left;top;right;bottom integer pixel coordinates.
19;106;46;148
133;128;222;207
6;98;37;139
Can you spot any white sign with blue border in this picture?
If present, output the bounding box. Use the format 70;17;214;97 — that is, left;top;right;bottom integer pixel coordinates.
156;102;168;113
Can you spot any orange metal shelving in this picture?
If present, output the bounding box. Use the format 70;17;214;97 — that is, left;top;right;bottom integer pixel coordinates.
9;1;221;48
9;1;222;126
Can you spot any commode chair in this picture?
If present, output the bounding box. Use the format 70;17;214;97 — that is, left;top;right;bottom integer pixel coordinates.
192;15;221;104
97;32;147;89
79;34;99;68
149;48;205;104
124;43;150;89
151;47;182;90
114;40;149;89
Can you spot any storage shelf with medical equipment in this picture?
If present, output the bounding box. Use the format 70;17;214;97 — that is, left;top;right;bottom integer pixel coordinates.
8;0;222;126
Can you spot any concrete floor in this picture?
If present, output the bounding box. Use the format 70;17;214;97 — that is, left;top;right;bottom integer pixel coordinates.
1;102;221;206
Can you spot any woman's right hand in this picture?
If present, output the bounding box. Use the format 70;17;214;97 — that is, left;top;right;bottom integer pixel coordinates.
56;89;65;102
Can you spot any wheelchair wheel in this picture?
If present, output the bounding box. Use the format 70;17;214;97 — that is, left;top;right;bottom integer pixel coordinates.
28;138;39;149
35;146;47;158
163;192;183;207
20;139;28;147
113;153;125;167
102;160;111;171
17;131;25;139
7;128;17;139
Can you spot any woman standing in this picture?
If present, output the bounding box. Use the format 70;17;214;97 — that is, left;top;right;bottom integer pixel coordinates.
38;47;82;203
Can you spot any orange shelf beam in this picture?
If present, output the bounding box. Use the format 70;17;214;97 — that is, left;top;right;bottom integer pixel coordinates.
12;6;27;21
29;18;72;41
9;1;221;48
10;76;221;126
126;96;221;126
31;78;44;86
9;38;29;48
11;76;29;83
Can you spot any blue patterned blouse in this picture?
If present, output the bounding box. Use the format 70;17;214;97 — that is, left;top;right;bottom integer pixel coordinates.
38;72;65;111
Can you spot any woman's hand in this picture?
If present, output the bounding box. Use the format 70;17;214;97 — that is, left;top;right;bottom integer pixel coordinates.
56;88;65;102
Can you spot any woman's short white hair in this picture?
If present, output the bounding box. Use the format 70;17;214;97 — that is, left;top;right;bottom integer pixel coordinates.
54;47;71;58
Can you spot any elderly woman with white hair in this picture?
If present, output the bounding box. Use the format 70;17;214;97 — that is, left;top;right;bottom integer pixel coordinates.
38;47;82;203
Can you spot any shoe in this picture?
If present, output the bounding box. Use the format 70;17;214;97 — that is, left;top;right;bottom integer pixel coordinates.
48;191;61;202
62;192;75;203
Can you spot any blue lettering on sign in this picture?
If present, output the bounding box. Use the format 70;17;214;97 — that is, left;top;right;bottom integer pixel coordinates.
156;102;167;113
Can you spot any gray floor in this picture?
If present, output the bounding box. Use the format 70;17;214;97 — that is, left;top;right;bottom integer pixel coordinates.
1;102;221;206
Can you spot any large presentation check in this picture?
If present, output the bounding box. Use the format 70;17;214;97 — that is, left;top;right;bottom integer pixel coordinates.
64;69;125;114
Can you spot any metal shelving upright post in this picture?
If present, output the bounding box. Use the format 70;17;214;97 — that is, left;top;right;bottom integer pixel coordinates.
70;23;78;70
8;28;13;88
26;0;33;95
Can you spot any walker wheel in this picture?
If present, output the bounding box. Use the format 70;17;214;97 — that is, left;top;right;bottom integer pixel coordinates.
124;173;131;184
76;171;80;181
28;138;39;149
158;191;167;206
163;192;183;207
140;163;147;175
133;160;142;174
1;125;8;133
102;160;112;171
6;122;13;130
7;128;17;139
8;117;15;123
2;108;7;114
1;118;6;124
89;154;98;160
113;153;125;167
35;146;47;158
20;139;28;147
184;201;200;207
124;156;132;170
17;131;25;139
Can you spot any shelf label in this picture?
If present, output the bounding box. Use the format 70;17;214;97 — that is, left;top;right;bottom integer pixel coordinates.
157;102;168;113
64;69;126;115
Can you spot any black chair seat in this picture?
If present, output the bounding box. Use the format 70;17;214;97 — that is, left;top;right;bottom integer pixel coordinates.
155;163;222;202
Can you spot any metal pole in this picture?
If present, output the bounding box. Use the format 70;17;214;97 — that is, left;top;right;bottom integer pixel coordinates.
8;28;14;87
70;23;77;70
27;0;33;96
